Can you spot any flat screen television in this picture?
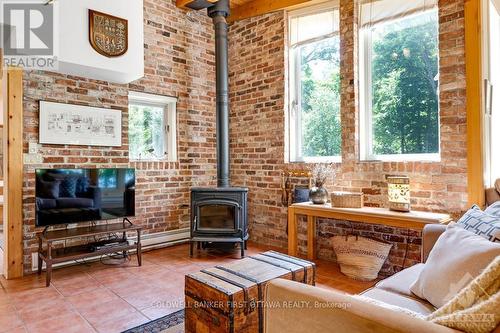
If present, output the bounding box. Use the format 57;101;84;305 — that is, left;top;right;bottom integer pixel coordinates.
35;168;135;227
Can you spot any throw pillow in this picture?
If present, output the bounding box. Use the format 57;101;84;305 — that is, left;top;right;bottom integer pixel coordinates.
457;205;500;242
46;173;78;198
484;201;500;217
37;180;60;199
410;223;500;309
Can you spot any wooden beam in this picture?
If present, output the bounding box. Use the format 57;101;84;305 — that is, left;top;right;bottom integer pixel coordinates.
464;0;485;207
4;67;24;279
229;0;314;22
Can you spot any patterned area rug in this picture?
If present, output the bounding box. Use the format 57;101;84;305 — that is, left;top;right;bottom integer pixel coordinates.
122;310;184;333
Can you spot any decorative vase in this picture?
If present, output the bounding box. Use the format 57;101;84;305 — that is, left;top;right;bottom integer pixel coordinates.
309;186;328;204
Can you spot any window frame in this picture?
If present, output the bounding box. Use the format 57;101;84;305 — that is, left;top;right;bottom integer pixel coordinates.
128;91;178;162
287;1;342;163
358;10;441;162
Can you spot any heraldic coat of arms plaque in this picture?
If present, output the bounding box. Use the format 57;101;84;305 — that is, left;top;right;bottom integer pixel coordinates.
89;9;128;57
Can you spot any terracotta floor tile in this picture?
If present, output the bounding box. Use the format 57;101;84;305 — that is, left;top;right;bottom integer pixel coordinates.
1;243;373;332
0;311;24;333
93;311;149;333
26;312;95;333
66;287;120;311
17;298;76;324
79;298;138;327
3;326;28;333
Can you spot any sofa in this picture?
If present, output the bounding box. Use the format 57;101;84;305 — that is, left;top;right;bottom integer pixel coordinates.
486;179;500;206
36;172;102;226
264;224;500;333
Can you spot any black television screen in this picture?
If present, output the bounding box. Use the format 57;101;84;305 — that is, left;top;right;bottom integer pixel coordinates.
35;168;135;227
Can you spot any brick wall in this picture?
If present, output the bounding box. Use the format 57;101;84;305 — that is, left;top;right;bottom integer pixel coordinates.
21;0;216;272
229;0;467;271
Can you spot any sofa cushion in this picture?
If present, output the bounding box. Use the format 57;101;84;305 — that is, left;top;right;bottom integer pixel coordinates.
361;288;435;316
36;198;57;209
457;205;500;242
56;198;94;208
375;263;424;298
410;223;500;308
37;180;60;199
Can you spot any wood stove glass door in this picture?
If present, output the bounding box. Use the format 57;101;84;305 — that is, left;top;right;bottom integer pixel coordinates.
197;202;238;232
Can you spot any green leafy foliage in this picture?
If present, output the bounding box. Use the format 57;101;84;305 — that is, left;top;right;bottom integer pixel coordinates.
371;12;439;155
299;37;341;158
129;105;164;160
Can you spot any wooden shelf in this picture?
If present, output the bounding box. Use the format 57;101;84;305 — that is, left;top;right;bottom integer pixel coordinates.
38;221;142;287
41;223;141;242
39;242;137;264
287;203;452;260
289;203;452;228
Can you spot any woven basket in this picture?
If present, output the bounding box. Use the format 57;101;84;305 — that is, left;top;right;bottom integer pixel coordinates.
332;235;392;281
331;191;363;208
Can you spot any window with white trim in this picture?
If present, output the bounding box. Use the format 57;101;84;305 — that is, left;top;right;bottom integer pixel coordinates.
359;0;440;161
288;3;341;163
128;91;177;161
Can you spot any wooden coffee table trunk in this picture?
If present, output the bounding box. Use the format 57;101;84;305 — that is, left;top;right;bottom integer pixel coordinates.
185;251;315;333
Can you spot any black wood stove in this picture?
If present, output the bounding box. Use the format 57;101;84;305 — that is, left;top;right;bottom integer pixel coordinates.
189;0;248;257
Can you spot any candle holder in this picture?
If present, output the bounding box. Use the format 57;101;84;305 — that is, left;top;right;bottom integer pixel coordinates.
387;176;411;212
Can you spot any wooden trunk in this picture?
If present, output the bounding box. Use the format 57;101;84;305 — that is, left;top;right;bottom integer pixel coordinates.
185;251;315;333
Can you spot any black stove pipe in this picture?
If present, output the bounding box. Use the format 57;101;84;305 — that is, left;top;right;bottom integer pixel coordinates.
208;0;230;188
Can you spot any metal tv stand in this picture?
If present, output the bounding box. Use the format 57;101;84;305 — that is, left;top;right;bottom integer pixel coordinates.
37;218;142;287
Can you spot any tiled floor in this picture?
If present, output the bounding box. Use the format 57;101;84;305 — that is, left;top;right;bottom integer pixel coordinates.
0;242;376;333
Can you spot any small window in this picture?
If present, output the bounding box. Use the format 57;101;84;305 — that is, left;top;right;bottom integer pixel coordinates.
288;3;341;163
128;91;177;161
359;0;440;161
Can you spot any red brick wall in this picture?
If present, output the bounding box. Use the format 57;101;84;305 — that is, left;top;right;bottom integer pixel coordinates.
22;0;216;272
229;0;467;271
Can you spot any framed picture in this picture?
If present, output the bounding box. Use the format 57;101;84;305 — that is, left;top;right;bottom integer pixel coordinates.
39;101;122;147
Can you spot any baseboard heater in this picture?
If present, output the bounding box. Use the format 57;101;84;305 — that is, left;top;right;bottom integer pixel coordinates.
31;227;190;272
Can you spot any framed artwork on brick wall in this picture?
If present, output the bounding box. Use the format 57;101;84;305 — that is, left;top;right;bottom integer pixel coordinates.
39;101;122;147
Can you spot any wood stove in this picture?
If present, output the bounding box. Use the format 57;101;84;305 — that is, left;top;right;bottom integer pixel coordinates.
189;0;248;257
190;187;248;257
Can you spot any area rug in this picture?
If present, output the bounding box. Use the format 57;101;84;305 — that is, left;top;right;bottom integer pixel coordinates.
122;309;184;333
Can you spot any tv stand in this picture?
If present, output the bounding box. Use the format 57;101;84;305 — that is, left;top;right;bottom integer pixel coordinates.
37;219;142;287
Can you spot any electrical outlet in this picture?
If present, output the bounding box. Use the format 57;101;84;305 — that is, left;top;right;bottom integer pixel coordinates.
24;153;44;164
28;142;38;154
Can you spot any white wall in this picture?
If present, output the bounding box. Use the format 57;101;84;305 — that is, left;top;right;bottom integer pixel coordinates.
56;0;144;83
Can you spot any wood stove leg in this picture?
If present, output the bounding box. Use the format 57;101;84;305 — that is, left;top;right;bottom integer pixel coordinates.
189;241;194;257
240;242;245;258
244;240;247;250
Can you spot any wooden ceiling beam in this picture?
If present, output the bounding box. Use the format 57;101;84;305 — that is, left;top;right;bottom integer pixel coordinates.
228;0;314;22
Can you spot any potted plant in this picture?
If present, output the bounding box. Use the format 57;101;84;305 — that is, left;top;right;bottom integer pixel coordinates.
309;163;335;204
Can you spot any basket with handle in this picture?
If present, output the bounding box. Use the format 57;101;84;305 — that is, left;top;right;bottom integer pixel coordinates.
332;235;392;281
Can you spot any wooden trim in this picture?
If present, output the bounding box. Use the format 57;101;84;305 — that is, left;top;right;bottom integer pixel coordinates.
287;203;452;259
4;67;24;279
465;0;485;207
228;0;314;22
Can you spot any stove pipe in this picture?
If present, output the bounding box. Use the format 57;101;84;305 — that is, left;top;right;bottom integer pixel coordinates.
208;0;230;188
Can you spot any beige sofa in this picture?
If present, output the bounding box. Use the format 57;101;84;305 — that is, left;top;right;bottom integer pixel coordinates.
264;224;500;333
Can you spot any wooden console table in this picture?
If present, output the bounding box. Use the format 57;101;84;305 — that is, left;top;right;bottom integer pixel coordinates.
38;221;142;287
287;202;452;260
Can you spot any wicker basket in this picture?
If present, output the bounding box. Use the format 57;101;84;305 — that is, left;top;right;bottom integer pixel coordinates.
332;235;392;281
331;191;363;208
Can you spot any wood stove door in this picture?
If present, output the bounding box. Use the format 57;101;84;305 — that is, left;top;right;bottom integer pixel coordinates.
194;200;240;234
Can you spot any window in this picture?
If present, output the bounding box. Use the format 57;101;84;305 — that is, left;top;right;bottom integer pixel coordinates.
359;0;440;161
128;91;177;161
288;3;341;162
